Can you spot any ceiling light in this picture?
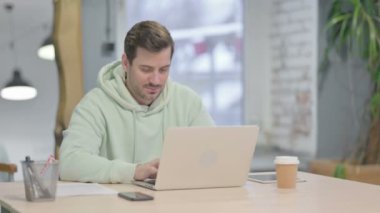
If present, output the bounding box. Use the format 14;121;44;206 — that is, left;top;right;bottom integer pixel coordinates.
1;70;37;101
38;36;55;60
1;3;37;101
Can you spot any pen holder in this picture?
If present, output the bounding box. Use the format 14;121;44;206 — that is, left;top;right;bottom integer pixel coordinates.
21;159;59;201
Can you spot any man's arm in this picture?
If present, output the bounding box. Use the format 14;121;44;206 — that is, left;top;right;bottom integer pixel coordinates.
134;159;160;180
59;95;136;183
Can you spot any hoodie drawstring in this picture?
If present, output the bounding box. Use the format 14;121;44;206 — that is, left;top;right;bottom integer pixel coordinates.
161;106;166;143
132;110;137;163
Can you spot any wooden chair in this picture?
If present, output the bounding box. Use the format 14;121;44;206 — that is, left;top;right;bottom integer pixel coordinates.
0;143;17;182
0;163;17;182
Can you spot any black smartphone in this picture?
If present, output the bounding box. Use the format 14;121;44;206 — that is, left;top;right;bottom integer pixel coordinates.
118;192;154;201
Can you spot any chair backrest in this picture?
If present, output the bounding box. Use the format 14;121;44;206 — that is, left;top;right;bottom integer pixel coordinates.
0;163;17;182
0;143;17;181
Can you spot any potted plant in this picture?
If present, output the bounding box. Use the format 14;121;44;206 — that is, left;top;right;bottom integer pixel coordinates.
310;0;380;184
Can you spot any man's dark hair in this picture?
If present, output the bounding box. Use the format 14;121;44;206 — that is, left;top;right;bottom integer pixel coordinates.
124;20;175;64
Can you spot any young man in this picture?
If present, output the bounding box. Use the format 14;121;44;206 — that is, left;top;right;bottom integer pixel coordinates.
59;21;214;183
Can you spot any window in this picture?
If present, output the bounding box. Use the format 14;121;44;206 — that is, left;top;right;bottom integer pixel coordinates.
125;0;243;125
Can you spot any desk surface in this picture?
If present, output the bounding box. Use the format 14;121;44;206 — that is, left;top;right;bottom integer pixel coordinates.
1;172;380;213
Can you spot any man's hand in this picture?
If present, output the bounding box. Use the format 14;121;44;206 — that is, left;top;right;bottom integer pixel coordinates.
133;159;160;181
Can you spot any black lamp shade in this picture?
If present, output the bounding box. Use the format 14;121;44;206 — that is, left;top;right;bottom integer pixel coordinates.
5;69;31;87
1;69;37;101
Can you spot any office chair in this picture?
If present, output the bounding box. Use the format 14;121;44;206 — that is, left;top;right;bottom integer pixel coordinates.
0;143;17;181
0;163;17;182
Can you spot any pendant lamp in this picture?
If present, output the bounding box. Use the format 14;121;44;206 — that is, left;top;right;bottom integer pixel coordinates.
38;35;55;60
1;70;37;101
1;3;37;101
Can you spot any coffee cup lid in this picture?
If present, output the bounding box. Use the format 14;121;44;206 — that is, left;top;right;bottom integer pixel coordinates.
274;156;299;164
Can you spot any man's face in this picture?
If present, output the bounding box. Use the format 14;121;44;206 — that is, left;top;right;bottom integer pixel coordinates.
122;47;171;106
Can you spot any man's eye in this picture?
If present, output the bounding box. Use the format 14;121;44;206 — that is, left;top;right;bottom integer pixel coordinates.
141;67;152;72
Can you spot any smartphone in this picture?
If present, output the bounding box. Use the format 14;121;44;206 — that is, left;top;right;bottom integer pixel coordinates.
248;174;277;183
248;173;306;184
118;192;154;201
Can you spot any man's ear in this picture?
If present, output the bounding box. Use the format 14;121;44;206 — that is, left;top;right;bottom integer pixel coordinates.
122;53;129;71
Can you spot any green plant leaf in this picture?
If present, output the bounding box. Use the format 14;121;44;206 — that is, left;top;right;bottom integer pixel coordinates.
367;18;378;62
338;17;351;51
356;14;366;56
334;164;346;179
323;0;380;119
326;14;351;30
352;0;361;30
370;92;380;118
376;64;380;84
363;0;377;16
328;0;343;20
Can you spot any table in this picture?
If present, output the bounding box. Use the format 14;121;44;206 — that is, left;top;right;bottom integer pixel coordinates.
1;172;380;213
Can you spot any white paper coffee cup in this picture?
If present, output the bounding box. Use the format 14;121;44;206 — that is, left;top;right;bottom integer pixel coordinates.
274;156;299;189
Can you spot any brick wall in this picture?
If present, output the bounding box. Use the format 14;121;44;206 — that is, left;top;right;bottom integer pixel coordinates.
269;0;316;154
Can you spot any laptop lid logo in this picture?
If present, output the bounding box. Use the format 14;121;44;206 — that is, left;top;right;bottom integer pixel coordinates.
200;150;218;168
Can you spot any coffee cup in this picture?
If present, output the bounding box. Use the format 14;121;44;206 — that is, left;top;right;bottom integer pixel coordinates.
274;156;299;189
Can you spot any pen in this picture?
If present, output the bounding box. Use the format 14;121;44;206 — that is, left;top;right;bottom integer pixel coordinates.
25;156;38;199
25;156;52;199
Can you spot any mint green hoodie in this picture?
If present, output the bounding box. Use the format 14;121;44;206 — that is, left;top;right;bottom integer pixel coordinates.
59;61;214;183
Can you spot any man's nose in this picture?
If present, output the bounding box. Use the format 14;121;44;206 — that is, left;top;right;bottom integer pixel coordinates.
150;72;161;85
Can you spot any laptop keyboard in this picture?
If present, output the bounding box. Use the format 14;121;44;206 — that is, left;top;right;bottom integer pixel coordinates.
144;179;156;185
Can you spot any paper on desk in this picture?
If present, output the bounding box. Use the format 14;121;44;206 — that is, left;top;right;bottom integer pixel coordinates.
56;183;117;197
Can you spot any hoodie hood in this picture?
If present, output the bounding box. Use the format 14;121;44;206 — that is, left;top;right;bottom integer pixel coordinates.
97;60;171;114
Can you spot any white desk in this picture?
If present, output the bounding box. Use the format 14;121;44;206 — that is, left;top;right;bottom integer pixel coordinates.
1;172;380;213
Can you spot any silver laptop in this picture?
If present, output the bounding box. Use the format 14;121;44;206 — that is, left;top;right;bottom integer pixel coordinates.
133;125;259;190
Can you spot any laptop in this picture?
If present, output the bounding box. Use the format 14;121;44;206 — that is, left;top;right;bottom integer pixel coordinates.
133;125;259;190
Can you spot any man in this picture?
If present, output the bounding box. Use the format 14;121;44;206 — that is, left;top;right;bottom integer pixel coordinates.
59;21;214;183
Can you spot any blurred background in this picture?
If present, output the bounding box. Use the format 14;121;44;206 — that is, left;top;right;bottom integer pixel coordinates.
0;0;374;182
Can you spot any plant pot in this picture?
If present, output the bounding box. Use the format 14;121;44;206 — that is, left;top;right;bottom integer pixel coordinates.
309;160;380;185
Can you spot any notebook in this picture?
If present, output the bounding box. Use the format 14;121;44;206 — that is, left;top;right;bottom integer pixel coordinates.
133;125;259;190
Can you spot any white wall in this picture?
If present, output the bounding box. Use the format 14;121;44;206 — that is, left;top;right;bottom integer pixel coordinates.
243;0;272;136
0;0;121;181
244;0;318;157
268;0;318;155
0;0;57;181
81;0;118;92
0;0;119;181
